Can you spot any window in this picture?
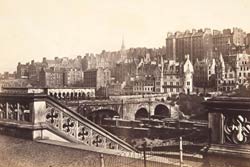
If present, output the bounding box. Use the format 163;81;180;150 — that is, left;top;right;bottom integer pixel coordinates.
187;81;190;85
170;82;173;86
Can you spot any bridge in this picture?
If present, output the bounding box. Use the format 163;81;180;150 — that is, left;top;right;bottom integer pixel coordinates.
2;87;177;124
0;93;136;152
59;94;179;124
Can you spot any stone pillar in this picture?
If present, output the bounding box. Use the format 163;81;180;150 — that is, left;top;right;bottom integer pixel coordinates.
32;100;47;124
208;112;225;144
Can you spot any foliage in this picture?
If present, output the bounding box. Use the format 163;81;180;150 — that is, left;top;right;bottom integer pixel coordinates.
233;85;250;97
176;93;207;120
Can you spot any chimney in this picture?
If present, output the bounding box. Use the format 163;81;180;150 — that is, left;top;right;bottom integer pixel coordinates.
167;32;173;38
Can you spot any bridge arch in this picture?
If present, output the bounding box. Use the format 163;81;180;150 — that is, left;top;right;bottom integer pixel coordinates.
135;108;149;120
154;104;170;119
87;109;119;125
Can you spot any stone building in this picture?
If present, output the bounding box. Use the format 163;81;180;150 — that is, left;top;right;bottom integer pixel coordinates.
154;55;194;95
16;62;29;79
216;53;250;92
83;67;111;90
213;28;246;57
182;55;194;94
28;60;45;86
64;68;84;86
132;75;155;94
166;28;246;64
193;58;217;93
166;29;213;64
39;67;65;87
246;33;250;54
192;29;213;62
161;60;182;94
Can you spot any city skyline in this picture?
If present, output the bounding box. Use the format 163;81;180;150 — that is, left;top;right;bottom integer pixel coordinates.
0;0;250;72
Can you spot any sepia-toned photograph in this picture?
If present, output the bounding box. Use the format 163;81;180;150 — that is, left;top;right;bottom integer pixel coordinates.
0;0;250;166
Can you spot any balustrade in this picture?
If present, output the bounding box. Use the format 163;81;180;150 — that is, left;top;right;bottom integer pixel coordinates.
0;93;134;152
45;102;125;150
0;100;31;122
203;97;250;157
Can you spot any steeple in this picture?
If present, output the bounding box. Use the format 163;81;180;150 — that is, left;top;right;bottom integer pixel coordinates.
120;36;127;63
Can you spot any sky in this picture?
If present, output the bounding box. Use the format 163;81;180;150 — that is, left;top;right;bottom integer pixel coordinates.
0;0;250;72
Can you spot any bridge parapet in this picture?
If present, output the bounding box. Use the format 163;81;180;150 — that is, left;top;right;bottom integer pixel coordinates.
203;97;250;157
0;93;136;152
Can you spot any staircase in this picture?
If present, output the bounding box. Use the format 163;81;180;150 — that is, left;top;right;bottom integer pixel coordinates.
0;93;136;152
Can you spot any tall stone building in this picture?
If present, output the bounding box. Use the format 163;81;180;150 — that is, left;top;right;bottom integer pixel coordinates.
213;28;246;57
166;28;246;64
166;28;213;64
166;33;176;60
246;33;250;54
192;29;213;62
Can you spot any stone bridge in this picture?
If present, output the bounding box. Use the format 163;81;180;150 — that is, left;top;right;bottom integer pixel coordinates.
66;95;176;124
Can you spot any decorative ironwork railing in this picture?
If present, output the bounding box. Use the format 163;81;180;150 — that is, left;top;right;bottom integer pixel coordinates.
0;93;136;152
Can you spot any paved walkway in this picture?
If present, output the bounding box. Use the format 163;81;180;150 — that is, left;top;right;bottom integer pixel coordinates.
0;135;180;167
1;134;250;167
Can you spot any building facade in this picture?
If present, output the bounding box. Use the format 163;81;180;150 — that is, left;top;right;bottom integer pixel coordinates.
166;29;213;64
64;68;84;86
193;58;216;93
39;68;65;87
83;67;111;90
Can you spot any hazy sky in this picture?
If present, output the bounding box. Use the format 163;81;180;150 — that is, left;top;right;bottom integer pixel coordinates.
0;0;250;72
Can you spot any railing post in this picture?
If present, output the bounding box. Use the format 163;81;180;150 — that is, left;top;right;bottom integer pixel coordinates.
100;153;105;167
179;136;183;167
143;142;147;167
6;102;9;119
17;103;20;121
